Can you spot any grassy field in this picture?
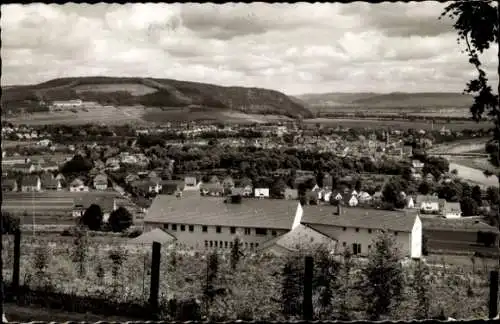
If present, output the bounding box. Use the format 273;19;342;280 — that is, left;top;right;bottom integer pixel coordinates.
304;118;492;131
2;191;122;225
1;234;497;321
5;105;147;126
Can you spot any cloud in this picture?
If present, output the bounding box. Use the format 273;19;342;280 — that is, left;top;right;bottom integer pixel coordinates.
1;2;498;95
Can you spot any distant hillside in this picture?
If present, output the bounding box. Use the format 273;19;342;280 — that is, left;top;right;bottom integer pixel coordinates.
296;92;474;109
2;77;312;119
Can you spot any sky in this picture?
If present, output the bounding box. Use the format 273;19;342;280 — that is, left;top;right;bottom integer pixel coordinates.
1;2;499;95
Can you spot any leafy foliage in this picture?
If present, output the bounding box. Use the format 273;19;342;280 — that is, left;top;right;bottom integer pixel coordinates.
281;255;303;319
72;226;89;277
81;204;103;231
108;207;133;233
360;232;405;320
412;260;432;319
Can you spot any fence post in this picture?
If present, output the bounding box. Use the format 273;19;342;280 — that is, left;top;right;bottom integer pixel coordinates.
12;229;21;298
489;270;499;319
149;242;161;319
303;255;313;321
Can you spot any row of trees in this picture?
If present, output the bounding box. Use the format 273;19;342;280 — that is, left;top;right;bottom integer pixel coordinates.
194;233;432;321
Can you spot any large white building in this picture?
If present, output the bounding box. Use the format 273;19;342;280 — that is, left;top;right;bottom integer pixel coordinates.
143;192;422;259
301;205;422;259
51;99;83;109
144;192;302;251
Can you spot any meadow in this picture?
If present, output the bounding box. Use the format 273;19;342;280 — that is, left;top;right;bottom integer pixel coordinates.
1;233;498;321
304;118;492;131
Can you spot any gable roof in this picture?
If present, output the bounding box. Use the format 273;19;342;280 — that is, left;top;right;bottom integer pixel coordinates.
258;224;337;252
21;175;40;187
145;193;299;230
129;228;176;245
301;205;418;233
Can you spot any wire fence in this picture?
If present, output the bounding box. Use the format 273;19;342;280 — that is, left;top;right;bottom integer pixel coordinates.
1;232;499;321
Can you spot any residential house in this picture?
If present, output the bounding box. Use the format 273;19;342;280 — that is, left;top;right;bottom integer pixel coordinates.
21;175;41;192
125;173;140;184
40;173;62;191
407;196;415;209
55;173;66;183
69;178;89;192
73;194;118;222
184;176;199;190
301;205;422;259
162;180;185;194
258;223;337;257
342;191;359;207
357;191;372;204
2;178;18;192
443;202;462;219
284;188;299;200
254;188;270;198
425;173;435;183
304;190;321;205
143;192;301;250
417;195;441;214
231;186;253;197
200;183;224;196
412;160;425;171
93;174;108;191
222;176;235;193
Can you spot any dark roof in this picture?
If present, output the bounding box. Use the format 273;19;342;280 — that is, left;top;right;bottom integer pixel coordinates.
421;217;500;234
301;205;418;232
258;224;337;252
145;193;299;229
130;228;176;245
21;175;39;187
2;178;17;188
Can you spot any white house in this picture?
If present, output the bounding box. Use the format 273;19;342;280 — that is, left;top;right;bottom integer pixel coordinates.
417;195;440;214
51;99;83;108
301;204;422;259
407;197;415;209
21;175;41;192
254;188;270;198
70;178;89;192
143;192;300;251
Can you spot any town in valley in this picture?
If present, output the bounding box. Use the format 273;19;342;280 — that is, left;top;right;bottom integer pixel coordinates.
1;1;500;322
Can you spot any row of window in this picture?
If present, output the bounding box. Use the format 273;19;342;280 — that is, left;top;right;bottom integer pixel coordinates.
163;223;278;236
205;240;259;250
343;227;399;236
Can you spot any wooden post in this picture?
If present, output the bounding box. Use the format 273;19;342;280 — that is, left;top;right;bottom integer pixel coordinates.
303;256;313;321
489;270;499;319
149;242;161;319
12;230;21;296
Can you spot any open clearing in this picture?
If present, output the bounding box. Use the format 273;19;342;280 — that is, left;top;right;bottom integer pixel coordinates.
6;105;147;126
448;162;498;188
428;138;490;154
304;118;492;131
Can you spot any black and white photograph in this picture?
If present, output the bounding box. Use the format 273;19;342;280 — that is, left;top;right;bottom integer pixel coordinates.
1;1;500;322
